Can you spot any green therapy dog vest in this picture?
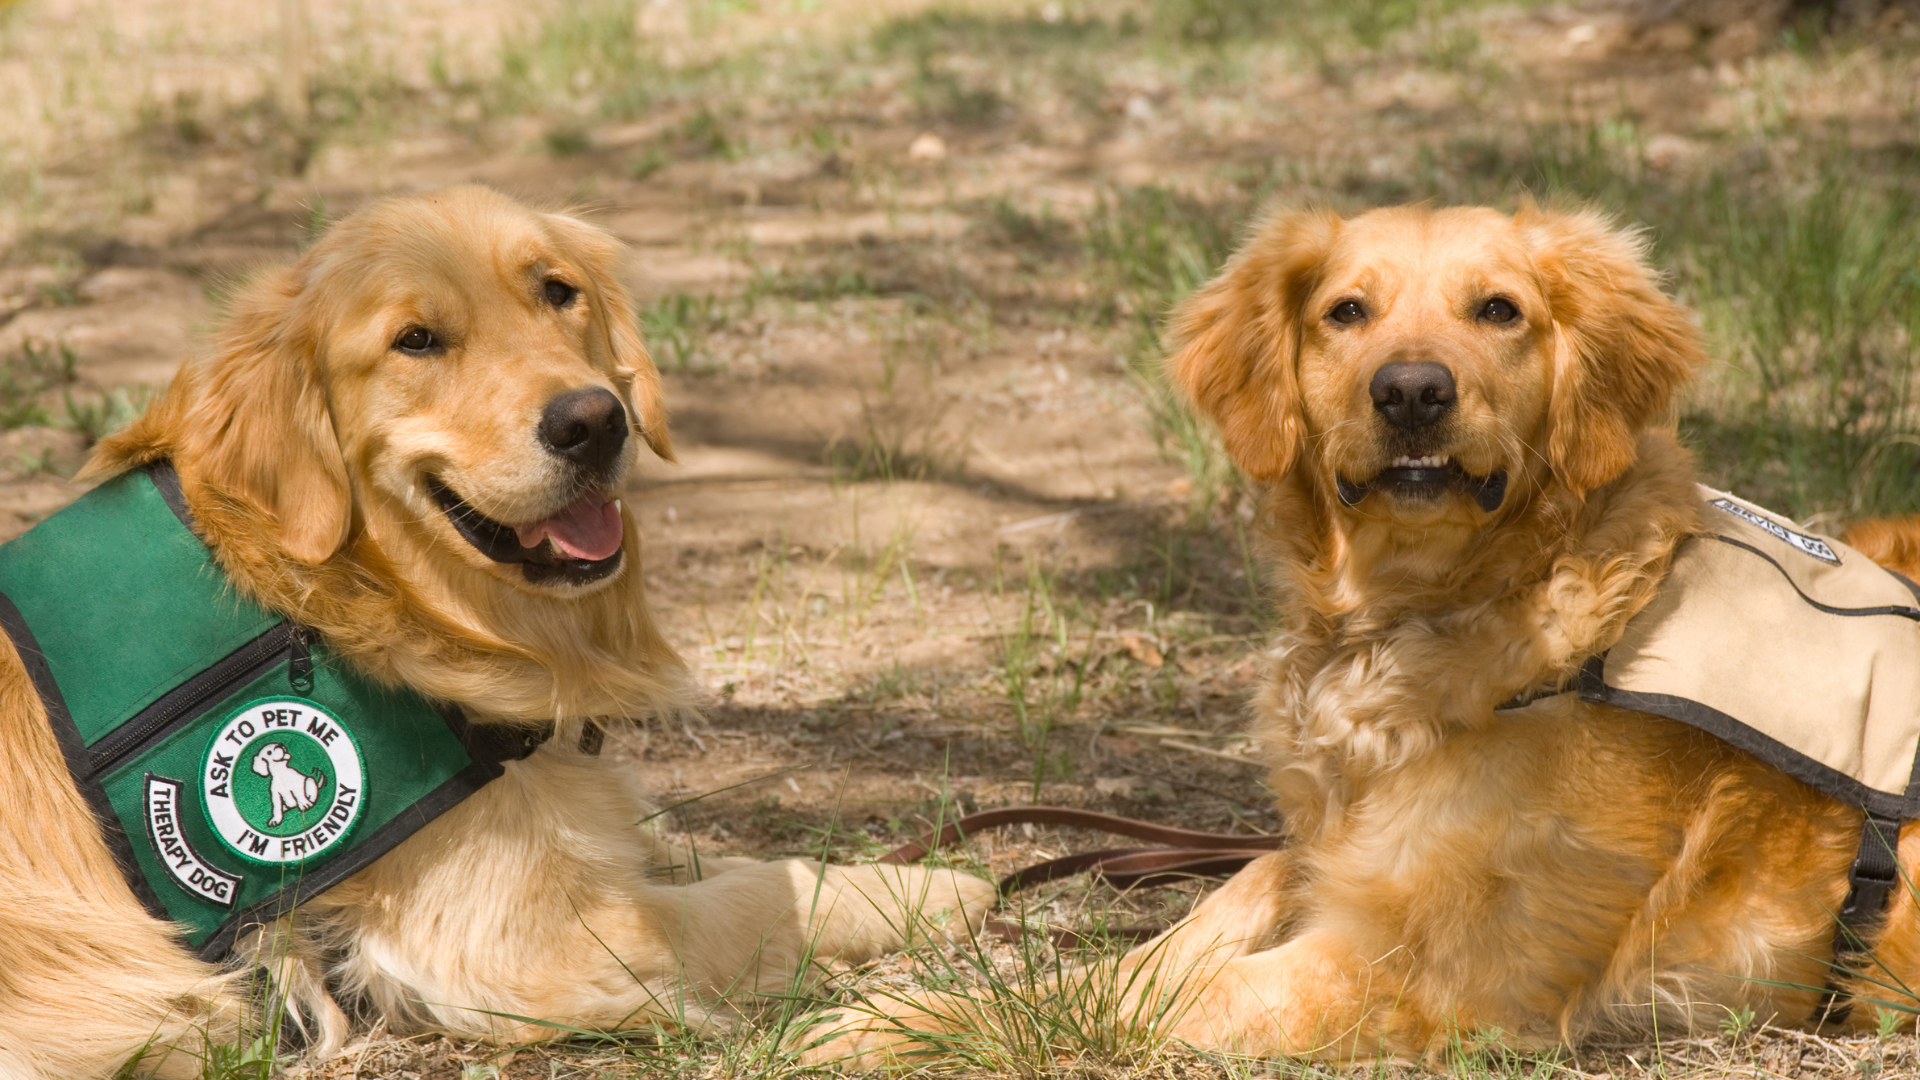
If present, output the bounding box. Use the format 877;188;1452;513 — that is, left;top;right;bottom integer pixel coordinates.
0;464;547;959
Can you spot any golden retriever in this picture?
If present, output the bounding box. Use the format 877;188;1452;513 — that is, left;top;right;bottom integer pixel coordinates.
0;185;992;1079
807;203;1920;1063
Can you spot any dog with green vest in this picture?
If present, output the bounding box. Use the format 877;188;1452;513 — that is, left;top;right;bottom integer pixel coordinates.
0;187;993;1079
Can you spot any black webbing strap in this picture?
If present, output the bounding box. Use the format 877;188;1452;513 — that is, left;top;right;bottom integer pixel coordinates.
1814;810;1904;1025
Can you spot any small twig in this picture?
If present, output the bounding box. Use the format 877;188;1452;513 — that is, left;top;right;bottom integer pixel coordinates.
1113;721;1207;738
1157;737;1261;765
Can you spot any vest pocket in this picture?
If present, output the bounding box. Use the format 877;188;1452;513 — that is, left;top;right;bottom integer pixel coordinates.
84;622;299;780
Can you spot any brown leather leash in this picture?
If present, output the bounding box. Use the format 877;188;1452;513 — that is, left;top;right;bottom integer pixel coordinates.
876;806;1284;947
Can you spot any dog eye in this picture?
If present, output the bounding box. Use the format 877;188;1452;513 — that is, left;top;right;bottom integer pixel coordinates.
544;279;578;308
1328;300;1367;325
1478;297;1520;324
393;327;439;354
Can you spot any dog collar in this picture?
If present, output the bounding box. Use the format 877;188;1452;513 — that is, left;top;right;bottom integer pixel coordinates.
0;463;550;959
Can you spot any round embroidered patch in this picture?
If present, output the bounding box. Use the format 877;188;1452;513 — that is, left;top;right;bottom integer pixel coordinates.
202;698;366;865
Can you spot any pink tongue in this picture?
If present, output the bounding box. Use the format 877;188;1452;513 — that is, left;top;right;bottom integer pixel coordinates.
513;493;623;561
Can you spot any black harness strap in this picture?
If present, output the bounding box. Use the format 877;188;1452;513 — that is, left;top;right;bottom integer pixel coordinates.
1815;810;1904;1025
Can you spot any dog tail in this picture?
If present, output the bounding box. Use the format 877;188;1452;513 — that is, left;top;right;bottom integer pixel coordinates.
1844;515;1920;581
0;882;243;1079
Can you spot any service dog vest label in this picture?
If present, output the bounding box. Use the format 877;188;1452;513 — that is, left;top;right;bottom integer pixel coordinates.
1709;497;1841;564
144;775;243;906
203;698;366;865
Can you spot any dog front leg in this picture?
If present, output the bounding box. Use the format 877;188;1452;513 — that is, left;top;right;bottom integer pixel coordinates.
1155;929;1427;1060
643;859;995;1002
316;857;991;1042
801;852;1301;1068
637;830;765;883
1117;849;1295;982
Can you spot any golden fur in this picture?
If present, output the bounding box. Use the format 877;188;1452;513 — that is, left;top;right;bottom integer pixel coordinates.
808;203;1920;1064
0;186;992;1079
1844;517;1920;582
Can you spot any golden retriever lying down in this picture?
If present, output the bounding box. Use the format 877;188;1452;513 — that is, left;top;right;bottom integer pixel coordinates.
808;203;1920;1063
0;186;991;1079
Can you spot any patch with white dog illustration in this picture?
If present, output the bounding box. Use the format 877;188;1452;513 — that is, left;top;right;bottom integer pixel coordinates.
203;698;366;865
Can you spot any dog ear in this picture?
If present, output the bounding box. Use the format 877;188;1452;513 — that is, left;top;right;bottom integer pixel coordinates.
198;269;353;564
607;302;676;464
1517;203;1706;496
92;267;353;565
1163;207;1339;482
542;211;676;463
251;751;272;776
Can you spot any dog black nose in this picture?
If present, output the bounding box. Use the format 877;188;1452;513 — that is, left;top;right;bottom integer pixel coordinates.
539;387;628;473
1369;361;1456;431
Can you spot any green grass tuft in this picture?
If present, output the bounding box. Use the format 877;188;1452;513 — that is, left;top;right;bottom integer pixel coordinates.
0;337;79;431
497;0;654;118
1678;174;1920;520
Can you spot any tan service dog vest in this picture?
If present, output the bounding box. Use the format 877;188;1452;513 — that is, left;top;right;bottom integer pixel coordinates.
1575;488;1920;1020
1582;488;1920;820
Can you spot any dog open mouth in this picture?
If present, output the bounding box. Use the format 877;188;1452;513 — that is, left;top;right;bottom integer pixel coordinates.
426;477;624;585
1336;455;1509;513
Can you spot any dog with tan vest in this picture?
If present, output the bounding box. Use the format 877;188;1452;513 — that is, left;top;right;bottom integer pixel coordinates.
807;202;1920;1064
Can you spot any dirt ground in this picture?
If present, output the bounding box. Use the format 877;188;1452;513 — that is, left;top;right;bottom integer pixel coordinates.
4;0;1920;1075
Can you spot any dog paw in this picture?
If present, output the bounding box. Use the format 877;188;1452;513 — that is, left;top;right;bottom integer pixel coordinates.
793;863;995;970
795;1021;905;1068
794;1002;955;1069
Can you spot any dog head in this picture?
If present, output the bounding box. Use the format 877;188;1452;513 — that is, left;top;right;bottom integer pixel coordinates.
250;743;290;776
1167;203;1705;528
100;185;672;596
